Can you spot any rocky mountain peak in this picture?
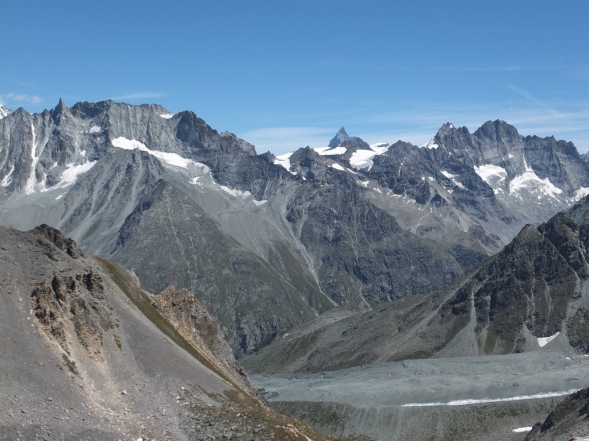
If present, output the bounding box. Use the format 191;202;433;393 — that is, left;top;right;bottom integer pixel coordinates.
0;104;12;119
474;119;520;143
436;122;456;136
51;97;70;119
328;126;350;147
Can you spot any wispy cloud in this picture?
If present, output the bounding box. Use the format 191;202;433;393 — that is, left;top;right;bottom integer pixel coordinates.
245;99;589;155
506;85;567;121
111;92;166;101
1;92;43;106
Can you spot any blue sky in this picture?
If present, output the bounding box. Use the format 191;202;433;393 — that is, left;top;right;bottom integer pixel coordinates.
2;0;588;154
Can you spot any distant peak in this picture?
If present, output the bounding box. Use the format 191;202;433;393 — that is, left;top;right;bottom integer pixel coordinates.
475;120;520;141
52;98;69;117
328;126;350;147
436;122;456;136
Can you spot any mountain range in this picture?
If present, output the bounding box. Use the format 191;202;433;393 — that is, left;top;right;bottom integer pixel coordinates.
1;99;589;359
3;99;589;439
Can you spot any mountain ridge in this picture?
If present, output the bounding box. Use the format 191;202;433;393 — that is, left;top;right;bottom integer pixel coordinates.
2;99;589;356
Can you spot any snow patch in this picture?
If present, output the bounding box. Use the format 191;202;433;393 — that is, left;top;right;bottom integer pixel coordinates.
331;163;345;171
25;124;43;194
402;389;579;407
349;144;388;170
253;199;267;206
422;138;439;149
314;146;347;156
474;164;507;184
538;332;560;347
441;170;465;190
1;166;14;187
574;187;589;201
55;194;63;200
111;137;148;151
0;105;11;119
512;427;532;433
219;185;252;199
50;161;98;190
273;152;297;175
510;170;562;199
89;125;101;133
111;137;207;170
159;113;175;119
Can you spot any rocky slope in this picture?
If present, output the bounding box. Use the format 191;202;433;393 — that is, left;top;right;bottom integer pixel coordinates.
0;224;333;440
244;194;589;374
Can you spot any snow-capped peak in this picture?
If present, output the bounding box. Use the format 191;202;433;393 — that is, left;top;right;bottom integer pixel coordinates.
0;105;12;119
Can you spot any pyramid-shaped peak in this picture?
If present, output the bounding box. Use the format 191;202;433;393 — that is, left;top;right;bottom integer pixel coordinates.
328;127;350;147
52;98;70;117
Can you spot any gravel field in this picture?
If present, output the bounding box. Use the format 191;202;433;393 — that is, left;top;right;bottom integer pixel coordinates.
252;350;589;440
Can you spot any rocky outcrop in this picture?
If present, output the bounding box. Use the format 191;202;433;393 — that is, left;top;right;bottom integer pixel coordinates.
525;388;589;441
31;271;112;360
150;286;256;395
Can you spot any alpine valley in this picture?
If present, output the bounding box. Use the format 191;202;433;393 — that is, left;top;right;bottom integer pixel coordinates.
2;100;589;440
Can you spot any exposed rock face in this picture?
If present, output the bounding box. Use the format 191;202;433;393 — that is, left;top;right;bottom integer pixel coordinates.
150;286;256;395
245;195;589;373
33;223;85;258
328;126;350;147
31;271;112;361
284;158;480;305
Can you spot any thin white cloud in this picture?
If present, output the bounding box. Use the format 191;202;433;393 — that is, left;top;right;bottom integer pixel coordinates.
506;85;567;121
111;92;166;100
247;100;589;155
2;92;43;105
241;126;336;155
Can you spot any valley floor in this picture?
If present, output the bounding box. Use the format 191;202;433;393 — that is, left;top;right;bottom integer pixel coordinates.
252;351;589;441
